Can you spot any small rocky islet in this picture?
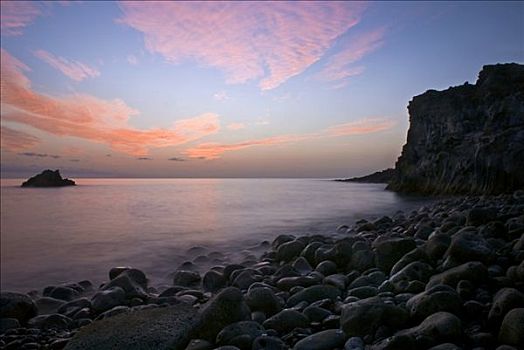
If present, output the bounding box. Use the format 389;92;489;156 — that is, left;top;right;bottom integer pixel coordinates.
21;170;75;188
1;193;524;349
1;64;523;349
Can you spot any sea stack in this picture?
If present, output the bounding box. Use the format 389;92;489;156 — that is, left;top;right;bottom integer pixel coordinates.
21;170;76;188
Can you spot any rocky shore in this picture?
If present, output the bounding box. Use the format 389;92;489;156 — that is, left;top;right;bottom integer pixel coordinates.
1;192;524;349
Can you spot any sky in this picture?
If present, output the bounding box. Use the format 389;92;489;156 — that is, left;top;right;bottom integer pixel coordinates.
1;1;523;178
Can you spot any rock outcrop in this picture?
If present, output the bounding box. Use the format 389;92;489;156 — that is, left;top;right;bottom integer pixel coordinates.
21;169;76;187
388;63;524;194
336;168;395;184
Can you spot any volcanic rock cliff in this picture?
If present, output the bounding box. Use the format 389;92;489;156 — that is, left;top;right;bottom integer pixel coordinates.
387;63;524;194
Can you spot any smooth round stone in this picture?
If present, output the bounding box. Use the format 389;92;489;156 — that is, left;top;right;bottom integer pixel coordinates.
262;309;308;334
184;339;213;350
498;308;524;346
252;335;287;350
293;329;345;350
0;292;38;324
344;337;364;350
173;270;201;287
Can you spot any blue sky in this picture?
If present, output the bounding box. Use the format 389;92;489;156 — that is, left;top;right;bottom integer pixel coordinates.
1;1;523;178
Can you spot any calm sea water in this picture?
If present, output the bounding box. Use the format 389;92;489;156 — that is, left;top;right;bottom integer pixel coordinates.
1;178;432;292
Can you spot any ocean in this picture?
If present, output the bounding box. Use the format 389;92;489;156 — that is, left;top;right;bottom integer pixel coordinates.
0;178;432;292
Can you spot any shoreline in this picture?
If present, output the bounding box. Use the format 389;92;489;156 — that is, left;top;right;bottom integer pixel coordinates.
1;192;524;349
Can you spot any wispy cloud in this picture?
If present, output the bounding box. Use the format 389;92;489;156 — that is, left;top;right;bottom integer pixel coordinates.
0;126;40;152
168;157;186;161
18;152;61;159
1;49;220;156
1;1;41;36
227;122;246;130
34;49;101;81
127;54;138;65
137;157;152;160
213;91;229;101
185;117;395;160
317;28;385;86
118;2;366;90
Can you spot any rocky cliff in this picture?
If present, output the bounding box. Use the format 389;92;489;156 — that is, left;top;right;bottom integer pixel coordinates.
388;63;524;194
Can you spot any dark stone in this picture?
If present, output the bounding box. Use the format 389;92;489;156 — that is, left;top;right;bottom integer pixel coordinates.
28;313;72;330
0;292;38;324
262;309;308;334
427;261;487;289
21;169;75;187
245;287;282;316
197;287;251;342
64;304;199;350
173;270;201;288
406;285;462;321
91;287;126;313
202;270;227;293
498;308;524;346
0;318;20;334
293;329;345;350
373;237;416;273
252;335;287;350
216;321;264;348
286;285;341;307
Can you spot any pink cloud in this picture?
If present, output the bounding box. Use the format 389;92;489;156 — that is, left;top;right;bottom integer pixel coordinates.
34;50;100;81
227;122;246;131
118;1;365;90
127;54;138;65
317;28;385;84
325;118;395;136
0;126;41;152
1;49;220;156
1;1;41;36
185;117;395;159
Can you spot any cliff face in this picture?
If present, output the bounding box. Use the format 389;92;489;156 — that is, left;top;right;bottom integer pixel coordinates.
388;63;524;194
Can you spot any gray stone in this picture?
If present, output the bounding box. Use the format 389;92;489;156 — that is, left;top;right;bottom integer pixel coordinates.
65;304;199;350
277;240;306;262
293;329;345;350
35;297;66;315
91;287;126;313
202;270;227;293
28;313;72;330
245;287;282;316
216;321;264;347
444;228;493;264
427;261;487;289
287;285;341;307
372;237;416;273
406;285;462;321
498;308;524;346
252;335;287;350
173;270;201;288
344;337;364;350
389;261;434;293
0;292;37;324
340;296;408;337
393;312;462;348
488;288;524;327
263;309;308;334
198;287;251;342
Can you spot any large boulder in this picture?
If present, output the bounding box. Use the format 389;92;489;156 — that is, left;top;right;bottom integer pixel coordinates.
340;297;408;337
0;292;37;324
426;261;487;289
65;304;199;350
372;237;416;273
197;287;251;341
498;308;524;346
21;169;75;187
406;285;462;321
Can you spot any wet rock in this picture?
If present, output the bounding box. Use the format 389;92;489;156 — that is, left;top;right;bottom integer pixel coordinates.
35;297;66;315
347;286;378;299
373;237;416;273
292;257;313;275
103;268;148;298
427;261;487;289
252;335;287;350
245;287;282;316
91;287;126;313
97;305;131;320
57;298;91;317
389;261;434;293
263;309;308;334
390;248;430;276
426;233;451;261
277;240;306;262
303;306;331;323
0;292;38;324
0;318;20;334
202;270;227;293
293;329;345;350
344;337;364;350
47;286;79;302
173;270;201;288
488;288;524;327
323;274;347;290
406;285;462;321
444;227;493;264
340;296;408;337
28;314;72;330
65;304;199;350
198;287;251;342
287;285;341;307
185;339;214;350
377;312;462;349
276;276;319;291
216;321;264;348
467;207;497;226
315;260;337;276
498;308;524;346
427;344;462;350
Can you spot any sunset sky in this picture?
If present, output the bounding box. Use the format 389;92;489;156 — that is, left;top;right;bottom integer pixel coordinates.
1;1;523;178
